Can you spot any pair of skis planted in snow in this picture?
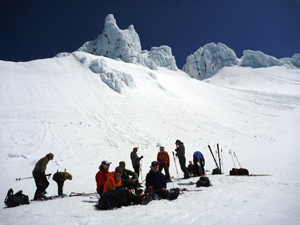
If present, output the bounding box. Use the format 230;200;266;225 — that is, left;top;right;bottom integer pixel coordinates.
208;143;223;174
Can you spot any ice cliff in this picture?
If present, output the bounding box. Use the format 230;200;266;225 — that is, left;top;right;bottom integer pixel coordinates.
78;14;178;71
183;43;300;80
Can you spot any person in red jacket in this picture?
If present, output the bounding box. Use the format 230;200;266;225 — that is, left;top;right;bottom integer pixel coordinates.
157;146;171;182
95;160;113;196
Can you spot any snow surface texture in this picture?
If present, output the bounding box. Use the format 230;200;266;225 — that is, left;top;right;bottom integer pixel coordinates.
183;43;300;80
78;14;178;71
1;51;300;225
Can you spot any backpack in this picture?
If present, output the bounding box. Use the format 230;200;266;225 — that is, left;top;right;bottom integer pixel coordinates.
4;188;30;208
168;188;180;201
196;176;211;187
230;168;249;175
96;187;128;210
212;168;222;175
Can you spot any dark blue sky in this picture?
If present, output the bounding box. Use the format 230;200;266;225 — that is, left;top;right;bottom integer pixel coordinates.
1;0;299;68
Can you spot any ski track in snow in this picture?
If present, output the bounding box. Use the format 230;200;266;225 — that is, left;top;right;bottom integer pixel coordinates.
0;55;300;225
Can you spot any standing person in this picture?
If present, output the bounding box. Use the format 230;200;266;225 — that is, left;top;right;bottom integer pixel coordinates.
175;140;190;179
193;151;205;176
157;146;171;182
130;147;143;177
145;161;169;199
95;160;113;196
52;171;72;196
119;161;141;193
32;153;54;200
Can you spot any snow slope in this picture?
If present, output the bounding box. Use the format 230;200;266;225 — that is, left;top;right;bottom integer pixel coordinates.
0;53;300;225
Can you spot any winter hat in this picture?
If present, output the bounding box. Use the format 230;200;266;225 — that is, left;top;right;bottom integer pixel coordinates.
159;146;164;150
151;161;158;167
119;161;126;167
133;147;139;151
101;160;111;166
47;153;54;159
115;166;123;174
175;140;181;144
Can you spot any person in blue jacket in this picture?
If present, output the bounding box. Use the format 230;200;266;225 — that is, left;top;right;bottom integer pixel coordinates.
193;151;205;176
145;161;169;199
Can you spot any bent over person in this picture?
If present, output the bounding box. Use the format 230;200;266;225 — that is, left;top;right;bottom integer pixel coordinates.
52;171;72;196
32;153;54;200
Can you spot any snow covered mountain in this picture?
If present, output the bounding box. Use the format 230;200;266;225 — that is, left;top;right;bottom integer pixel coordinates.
68;14;300;81
78;14;178;71
183;43;300;80
0;49;300;224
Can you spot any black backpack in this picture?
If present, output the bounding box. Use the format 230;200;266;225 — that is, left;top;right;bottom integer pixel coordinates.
230;168;249;175
168;188;180;201
196;176;211;187
212;168;222;175
4;188;30;208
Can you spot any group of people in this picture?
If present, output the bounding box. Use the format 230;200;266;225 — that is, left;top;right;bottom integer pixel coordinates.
32;139;205;209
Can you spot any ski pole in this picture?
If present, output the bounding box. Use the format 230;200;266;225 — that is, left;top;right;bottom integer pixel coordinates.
217;143;222;173
140;159;143;183
229;150;237;174
172;151;179;179
16;176;33;181
221;148;224;172
208;145;219;169
16;173;52;181
233;152;245;175
233;152;242;168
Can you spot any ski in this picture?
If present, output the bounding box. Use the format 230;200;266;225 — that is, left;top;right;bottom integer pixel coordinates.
226;174;271;177
69;192;99;197
178;181;197;185
208;145;219;169
181;188;202;192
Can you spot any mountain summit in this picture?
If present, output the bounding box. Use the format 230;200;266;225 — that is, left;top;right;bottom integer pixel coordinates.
78;14;178;71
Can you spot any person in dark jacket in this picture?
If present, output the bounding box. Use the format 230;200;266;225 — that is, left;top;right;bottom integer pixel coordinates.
52;171;72;196
175;140;190;179
119;161;141;192
193;151;205;176
130;147;143;177
145;161;169;199
32;153;54;200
